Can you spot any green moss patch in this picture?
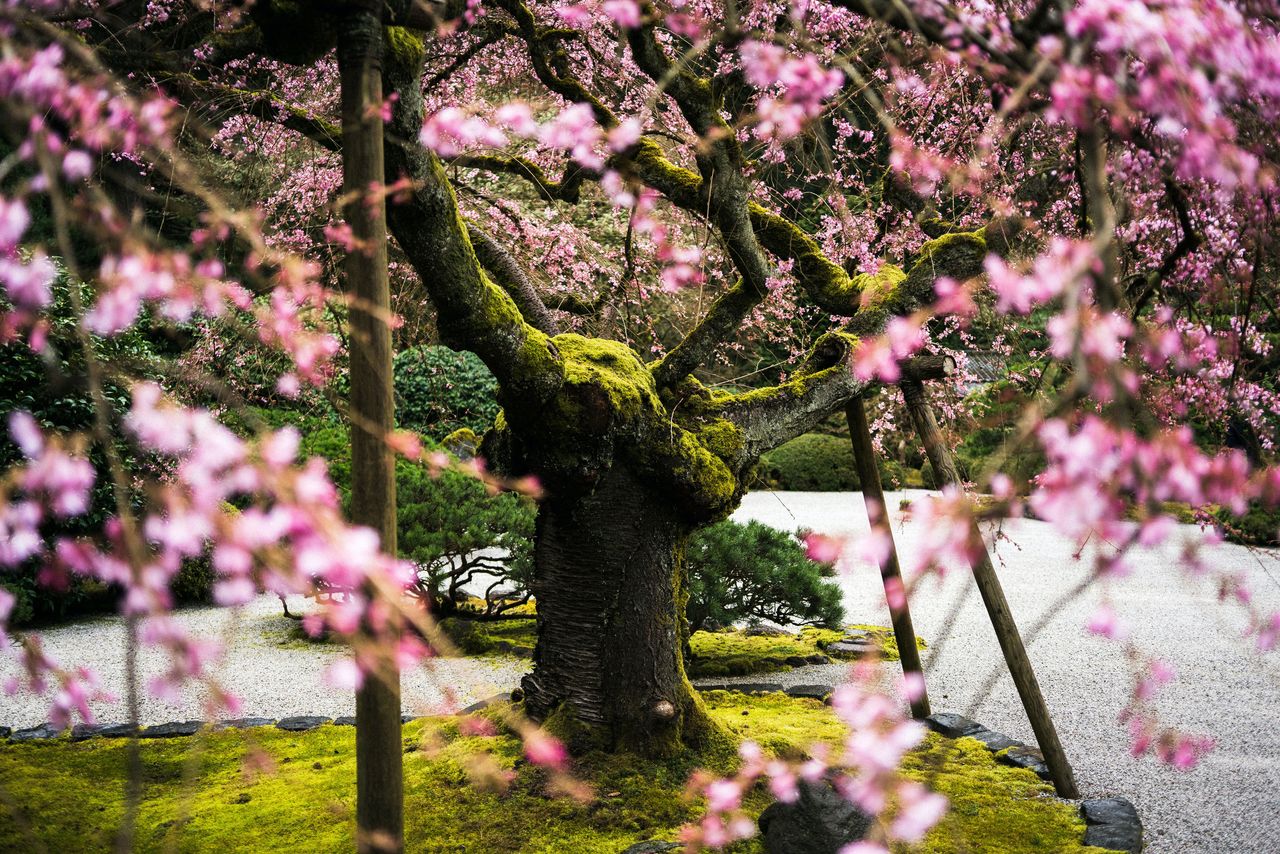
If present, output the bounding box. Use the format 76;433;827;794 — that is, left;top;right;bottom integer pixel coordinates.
903;735;1117;854
440;616;537;655
688;625;923;678
438;619;924;677
0;695;1115;853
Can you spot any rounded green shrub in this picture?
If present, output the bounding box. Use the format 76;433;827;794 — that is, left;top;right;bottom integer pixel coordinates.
757;433;860;491
394;345;501;439
171;557;217;605
1215;501;1280;546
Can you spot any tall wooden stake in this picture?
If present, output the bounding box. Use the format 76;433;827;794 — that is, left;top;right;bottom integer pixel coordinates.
846;397;932;720
900;379;1079;799
338;7;404;851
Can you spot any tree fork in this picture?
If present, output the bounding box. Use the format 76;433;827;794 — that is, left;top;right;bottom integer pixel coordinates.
845;396;931;720
899;379;1079;799
338;6;404;852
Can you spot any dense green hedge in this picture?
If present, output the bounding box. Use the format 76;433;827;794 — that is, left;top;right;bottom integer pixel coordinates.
1215;501;1280;547
755;432;927;491
394;345;501;439
757;433;860;491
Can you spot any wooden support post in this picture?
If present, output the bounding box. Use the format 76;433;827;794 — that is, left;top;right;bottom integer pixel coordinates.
845;397;932;720
900;379;1079;799
338;8;404;852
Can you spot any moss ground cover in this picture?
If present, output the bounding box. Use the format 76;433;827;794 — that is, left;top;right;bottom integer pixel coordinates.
686;624;924;677
0;693;1114;854
438;619;926;677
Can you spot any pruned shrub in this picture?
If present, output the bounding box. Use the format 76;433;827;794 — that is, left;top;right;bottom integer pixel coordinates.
685;519;844;633
300;425;534;615
757;433;860;491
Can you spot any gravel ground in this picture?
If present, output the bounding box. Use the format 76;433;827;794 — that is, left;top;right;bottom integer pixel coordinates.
730;490;1280;854
2;489;1277;852
0;594;526;727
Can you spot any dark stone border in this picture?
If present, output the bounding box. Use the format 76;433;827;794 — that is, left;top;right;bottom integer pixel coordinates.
1080;797;1144;853
924;712;1143;854
924;712;1053;780
692;680;834;702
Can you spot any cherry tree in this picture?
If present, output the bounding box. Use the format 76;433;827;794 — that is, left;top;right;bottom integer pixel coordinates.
2;0;1279;851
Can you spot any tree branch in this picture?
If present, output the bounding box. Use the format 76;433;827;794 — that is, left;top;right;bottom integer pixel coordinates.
467;223;561;336
625;13;776;388
381;28;564;409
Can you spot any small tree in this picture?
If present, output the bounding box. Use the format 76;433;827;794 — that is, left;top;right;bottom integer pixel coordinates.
685;520;844;634
301;425;534;615
398;462;535;616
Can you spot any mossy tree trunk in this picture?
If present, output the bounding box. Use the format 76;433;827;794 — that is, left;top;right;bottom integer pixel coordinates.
91;3;1031;762
520;465;706;755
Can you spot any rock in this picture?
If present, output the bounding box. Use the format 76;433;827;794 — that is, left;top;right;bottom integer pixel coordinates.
825;640;876;657
997;745;1051;780
511;645;534;657
785;684;834;702
10;724;62;742
925;712;984;739
71;723;137;741
333;716;358;727
1081;798;1143;853
758;779;872;854
620;841;681;854
784;656;809;667
459;692;512;715
967;727;1023;753
276;716;331;732
494;640;513;652
217;717;276;730
805;654;831;665
69;723;98;741
745;625;790;637
0;726;10;739
728;682;786;695
140;721;203;738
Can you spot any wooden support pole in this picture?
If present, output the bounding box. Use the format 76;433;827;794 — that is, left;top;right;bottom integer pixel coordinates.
900;379;1079;799
845;397;932;720
338;8;404;852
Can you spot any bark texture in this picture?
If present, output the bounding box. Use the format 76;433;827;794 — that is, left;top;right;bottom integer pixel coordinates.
520;465;710;755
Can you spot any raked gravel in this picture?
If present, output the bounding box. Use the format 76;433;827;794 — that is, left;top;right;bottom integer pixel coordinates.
0;593;526;727
2;489;1278;853
730;490;1280;854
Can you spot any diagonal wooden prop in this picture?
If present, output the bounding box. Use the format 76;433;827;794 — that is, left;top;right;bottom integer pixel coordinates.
845;396;932;721
896;378;1079;799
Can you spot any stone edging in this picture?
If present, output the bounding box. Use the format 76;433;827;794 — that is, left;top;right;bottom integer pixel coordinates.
924;712;1144;854
2;689;1144;854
